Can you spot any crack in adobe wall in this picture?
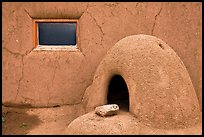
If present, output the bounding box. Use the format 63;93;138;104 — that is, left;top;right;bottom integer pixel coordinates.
2;2;161;109
2;74;95;108
4;4;22;18
151;3;163;35
104;2;120;7
2;47;23;57
14;56;24;101
46;84;50;105
125;2;139;16
77;4;104;101
87;11;105;50
77;3;89;57
48;57;59;105
3;47;34;102
2;47;24;102
24;8;32;18
52;58;58;89
81;3;89;17
3;3;93;107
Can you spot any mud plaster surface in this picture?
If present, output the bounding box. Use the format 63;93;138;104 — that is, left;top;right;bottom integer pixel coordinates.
2;2;202;110
83;35;201;129
65;111;202;135
2;106;201;135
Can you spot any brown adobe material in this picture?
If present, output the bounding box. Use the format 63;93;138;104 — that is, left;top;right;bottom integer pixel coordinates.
82;35;201;129
65;111;201;135
2;2;202;110
2;2;202;134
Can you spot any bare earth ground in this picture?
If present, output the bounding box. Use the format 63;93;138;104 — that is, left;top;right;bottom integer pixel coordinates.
2;105;85;135
2;106;202;135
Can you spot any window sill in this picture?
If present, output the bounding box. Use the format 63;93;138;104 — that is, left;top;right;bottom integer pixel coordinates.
34;46;80;52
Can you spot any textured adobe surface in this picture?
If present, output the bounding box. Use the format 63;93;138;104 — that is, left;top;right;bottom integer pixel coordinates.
2;2;202;110
2;2;202;135
83;35;201;129
65;111;201;135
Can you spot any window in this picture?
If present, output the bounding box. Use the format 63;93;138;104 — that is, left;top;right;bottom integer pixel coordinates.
33;19;79;50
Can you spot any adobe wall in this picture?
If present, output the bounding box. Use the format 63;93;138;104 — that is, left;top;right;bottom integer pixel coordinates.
2;2;202;109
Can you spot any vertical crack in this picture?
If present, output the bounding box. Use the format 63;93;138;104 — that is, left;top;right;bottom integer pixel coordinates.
43;56;59;106
87;11;104;36
151;3;163;35
46;84;51;106
15;55;24;101
87;11;105;50
3;47;34;101
2;48;24;101
79;3;90;57
83;2;89;15
52;64;57;88
125;2;139;16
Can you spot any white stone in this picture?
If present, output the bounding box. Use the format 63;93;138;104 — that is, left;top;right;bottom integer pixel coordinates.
95;104;119;117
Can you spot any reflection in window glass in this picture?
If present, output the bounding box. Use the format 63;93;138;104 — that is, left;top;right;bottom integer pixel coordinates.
38;23;76;46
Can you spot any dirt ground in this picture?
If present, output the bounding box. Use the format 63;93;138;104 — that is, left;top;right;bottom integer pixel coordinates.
2;105;202;135
2;105;85;135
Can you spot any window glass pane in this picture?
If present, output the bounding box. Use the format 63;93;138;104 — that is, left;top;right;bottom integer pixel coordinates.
38;22;76;45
